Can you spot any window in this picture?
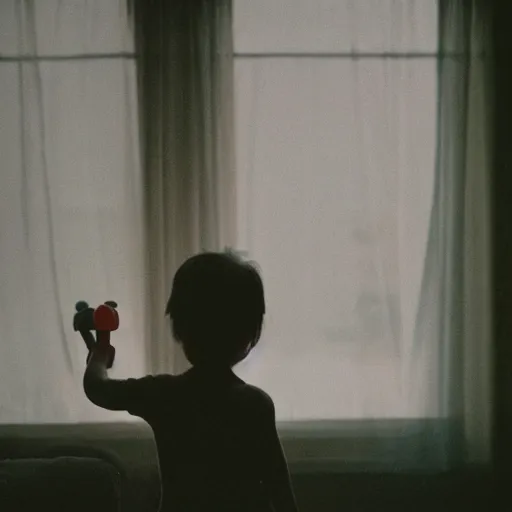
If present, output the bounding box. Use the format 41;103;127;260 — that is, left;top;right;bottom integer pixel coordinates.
0;0;144;423
233;0;440;423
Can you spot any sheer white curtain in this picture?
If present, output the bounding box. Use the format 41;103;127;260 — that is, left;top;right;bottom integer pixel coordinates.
0;0;145;423
0;0;236;423
233;0;492;465
233;0;438;419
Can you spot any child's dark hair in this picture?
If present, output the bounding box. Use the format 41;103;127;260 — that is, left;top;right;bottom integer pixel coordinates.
166;250;265;367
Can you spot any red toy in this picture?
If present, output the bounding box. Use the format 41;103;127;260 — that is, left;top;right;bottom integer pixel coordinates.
73;300;119;368
93;303;119;345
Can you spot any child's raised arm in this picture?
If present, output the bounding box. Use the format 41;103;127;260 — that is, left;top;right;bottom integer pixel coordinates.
83;344;161;417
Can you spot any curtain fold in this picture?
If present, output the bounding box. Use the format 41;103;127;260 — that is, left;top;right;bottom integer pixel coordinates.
417;0;493;465
459;0;493;466
132;0;236;375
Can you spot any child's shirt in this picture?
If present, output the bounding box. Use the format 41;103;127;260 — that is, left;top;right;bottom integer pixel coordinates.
95;366;296;512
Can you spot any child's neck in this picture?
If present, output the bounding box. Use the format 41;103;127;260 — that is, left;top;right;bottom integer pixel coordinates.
191;366;237;384
192;363;233;375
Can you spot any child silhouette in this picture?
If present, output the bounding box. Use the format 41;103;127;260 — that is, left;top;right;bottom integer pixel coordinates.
83;251;298;512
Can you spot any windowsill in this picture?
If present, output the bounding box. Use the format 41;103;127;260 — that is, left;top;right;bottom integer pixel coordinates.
0;418;469;473
276;418;465;473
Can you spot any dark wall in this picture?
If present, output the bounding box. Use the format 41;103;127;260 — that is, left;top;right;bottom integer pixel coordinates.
292;471;494;512
492;0;512;484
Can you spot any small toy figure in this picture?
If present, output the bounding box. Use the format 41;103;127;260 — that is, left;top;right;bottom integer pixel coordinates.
73;300;118;368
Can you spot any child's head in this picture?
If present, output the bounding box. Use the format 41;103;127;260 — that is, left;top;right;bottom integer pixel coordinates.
166;250;265;368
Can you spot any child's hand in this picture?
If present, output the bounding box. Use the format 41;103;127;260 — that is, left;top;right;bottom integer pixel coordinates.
87;343;116;368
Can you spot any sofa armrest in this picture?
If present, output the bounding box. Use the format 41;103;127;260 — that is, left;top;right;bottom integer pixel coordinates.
0;456;120;512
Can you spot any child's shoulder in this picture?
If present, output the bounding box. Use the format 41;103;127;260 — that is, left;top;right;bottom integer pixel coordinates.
239;382;275;413
157;371;275;413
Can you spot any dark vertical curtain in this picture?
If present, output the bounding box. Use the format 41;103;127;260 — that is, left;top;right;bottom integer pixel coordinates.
423;0;493;468
128;0;236;374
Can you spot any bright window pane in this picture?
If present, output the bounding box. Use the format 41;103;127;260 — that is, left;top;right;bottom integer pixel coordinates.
0;0;133;56
233;4;438;421
0;2;142;422
234;0;438;54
